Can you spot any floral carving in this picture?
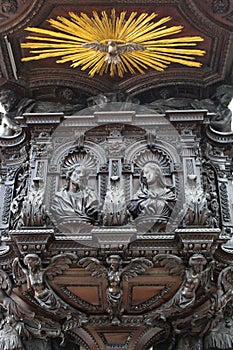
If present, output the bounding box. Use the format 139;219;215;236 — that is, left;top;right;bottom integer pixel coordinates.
212;0;230;13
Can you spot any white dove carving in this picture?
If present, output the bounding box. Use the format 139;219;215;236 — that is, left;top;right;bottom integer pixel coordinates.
81;40;145;64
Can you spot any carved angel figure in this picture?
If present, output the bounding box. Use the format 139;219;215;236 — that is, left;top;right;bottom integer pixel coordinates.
0;269;33;319
79;255;152;325
0;113;22;137
13;253;75;310
146;84;233;132
214;266;233;313
0;89;83;123
82;41;145;64
204;266;233;350
152;253;214;318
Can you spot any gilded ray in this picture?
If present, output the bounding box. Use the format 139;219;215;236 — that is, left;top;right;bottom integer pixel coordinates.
21;9;206;77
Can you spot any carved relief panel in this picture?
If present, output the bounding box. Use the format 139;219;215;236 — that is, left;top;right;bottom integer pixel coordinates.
45;121;182;240
0;105;232;350
1;108;228;242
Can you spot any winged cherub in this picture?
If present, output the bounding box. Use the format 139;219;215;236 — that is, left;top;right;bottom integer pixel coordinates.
213;266;233;313
82;41;145;64
0;269;34;320
12;253;76;310
148;253;214;321
203;266;233;350
79;255;152;325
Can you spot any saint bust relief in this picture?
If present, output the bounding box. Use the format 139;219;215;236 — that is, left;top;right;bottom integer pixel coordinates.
51;164;100;225
51;161;176;232
129;162;176;220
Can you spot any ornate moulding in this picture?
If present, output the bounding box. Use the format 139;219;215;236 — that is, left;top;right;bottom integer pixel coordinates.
0;105;232;349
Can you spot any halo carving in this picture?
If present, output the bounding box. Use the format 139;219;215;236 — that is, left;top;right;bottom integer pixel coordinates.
61;150;99;171
133;148;172;174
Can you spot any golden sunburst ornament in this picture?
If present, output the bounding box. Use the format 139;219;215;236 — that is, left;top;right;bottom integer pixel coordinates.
21;9;205;77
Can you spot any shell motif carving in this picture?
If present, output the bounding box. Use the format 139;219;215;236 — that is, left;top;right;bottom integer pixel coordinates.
62;150;99;171
133;148;172;175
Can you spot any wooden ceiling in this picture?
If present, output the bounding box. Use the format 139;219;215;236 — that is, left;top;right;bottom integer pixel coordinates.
0;0;233;103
